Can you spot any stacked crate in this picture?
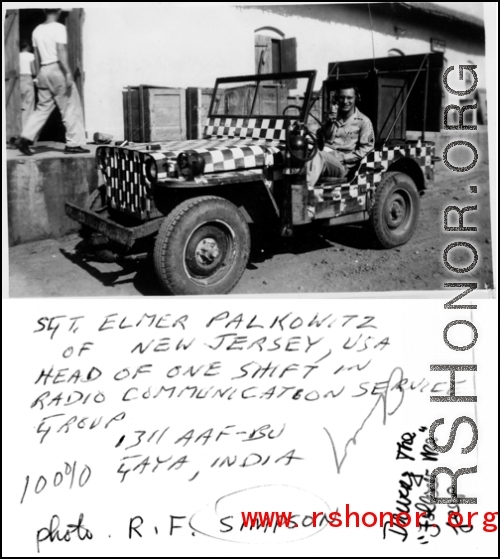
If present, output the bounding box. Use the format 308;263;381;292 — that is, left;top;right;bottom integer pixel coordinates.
123;85;186;142
186;87;214;140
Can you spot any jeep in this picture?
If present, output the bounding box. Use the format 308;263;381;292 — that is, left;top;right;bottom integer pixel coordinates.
66;53;443;295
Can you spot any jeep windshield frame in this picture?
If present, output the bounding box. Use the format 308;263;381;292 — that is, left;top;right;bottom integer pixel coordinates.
208;70;316;121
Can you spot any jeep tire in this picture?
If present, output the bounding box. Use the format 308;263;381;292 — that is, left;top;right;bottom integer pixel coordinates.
154;196;251;295
367;171;420;248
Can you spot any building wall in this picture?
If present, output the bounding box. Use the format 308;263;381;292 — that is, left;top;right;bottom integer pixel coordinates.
82;4;486;140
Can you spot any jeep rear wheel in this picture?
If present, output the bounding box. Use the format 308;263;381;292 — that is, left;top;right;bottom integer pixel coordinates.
368;171;420;248
154;196;251;295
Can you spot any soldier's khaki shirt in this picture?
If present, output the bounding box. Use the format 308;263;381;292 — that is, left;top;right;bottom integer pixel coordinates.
324;107;375;170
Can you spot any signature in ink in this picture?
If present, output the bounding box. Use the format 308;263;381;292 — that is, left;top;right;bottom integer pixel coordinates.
36;513;92;553
324;366;405;473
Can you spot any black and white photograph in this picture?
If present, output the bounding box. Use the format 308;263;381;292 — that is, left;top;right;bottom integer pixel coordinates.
3;4;498;558
4;2;495;297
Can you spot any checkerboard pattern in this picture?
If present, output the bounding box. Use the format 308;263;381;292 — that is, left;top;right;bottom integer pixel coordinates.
101;139;287;218
356;141;435;193
100;147;153;218
203;117;289;142
100;135;435;222
135;139;285;172
312;141;435;215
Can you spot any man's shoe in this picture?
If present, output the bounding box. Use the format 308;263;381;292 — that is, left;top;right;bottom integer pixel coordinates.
15;137;34;156
64;146;91;154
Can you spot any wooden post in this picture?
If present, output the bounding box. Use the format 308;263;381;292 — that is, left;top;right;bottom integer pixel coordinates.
67;8;85;121
127;86;133;141
4;9;22;139
139;85;145;143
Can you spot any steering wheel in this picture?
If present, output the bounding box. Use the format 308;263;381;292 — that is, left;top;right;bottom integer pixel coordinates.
283;104;326;130
283;104;327;155
285;122;318;163
304;110;328;152
282;104;303;117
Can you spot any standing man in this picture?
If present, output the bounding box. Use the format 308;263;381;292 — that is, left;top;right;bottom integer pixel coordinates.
306;84;374;187
16;8;89;156
19;42;36;127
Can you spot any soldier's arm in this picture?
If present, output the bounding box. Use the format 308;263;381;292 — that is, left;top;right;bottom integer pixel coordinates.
33;48;41;76
55;23;73;88
344;119;375;165
56;43;74;87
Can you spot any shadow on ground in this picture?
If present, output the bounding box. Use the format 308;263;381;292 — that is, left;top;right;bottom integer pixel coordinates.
250;222;373;264
60;244;166;296
60;223;375;294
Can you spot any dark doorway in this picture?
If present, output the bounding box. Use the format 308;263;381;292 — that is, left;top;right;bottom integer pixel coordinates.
5;8;85;143
19;9;69;142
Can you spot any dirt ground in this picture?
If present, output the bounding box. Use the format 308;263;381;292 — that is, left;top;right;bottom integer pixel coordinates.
8;163;494;297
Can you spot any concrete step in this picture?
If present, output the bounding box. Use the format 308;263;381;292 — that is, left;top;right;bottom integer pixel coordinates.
7;141;102;247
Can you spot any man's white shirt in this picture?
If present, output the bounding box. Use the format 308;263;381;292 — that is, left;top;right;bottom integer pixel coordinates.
19;51;35;75
32;22;67;65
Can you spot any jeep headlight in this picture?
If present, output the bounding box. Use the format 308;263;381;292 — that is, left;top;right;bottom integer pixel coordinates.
177;151;206;180
177;152;190;179
96;147;107;170
145;159;158;182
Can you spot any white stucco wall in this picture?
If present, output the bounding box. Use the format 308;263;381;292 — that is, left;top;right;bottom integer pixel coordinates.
82;4;486;140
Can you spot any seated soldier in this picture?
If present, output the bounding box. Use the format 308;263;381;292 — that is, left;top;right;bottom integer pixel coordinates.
306;84;375;187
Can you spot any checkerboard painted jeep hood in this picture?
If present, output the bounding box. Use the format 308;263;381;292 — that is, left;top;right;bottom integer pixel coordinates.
110;116;290;174
149;136;285;175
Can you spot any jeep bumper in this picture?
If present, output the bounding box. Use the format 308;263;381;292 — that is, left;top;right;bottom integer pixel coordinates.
65;203;163;248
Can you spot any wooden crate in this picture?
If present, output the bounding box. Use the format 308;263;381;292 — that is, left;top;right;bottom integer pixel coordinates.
123;85;186;142
255;84;288;115
186;87;213;139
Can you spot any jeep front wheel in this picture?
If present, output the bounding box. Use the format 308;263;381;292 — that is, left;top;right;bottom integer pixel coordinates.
367;171;420;248
153;196;251;295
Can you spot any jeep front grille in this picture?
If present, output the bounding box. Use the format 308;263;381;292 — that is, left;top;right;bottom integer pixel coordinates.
98;147;154;220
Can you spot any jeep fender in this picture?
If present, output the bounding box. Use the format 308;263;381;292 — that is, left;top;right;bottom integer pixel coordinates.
154;180;281;227
386;157;426;192
221;181;281;226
